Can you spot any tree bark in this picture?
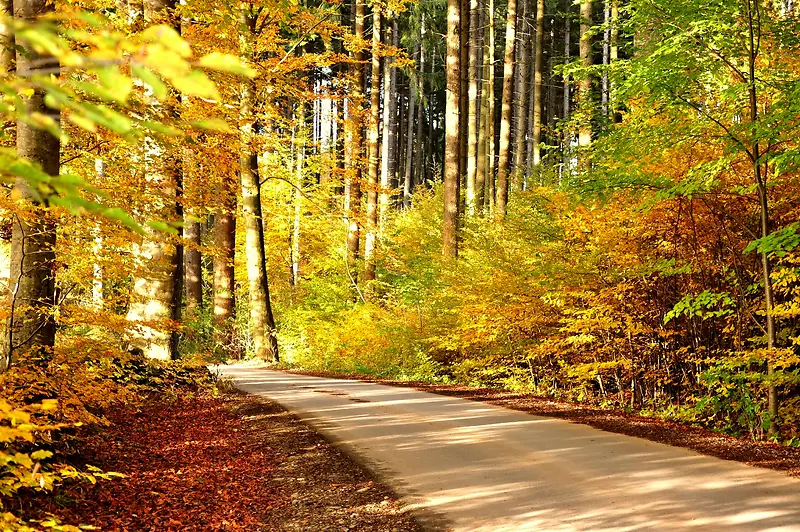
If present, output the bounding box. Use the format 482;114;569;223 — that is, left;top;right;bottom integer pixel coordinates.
184;217;202;312
531;0;545;171
578;0;593;152
485;0;496;212
1;0;59;373
125;0;180;361
511;0;529;190
403;45;417;209
465;0;482;215
344;0;365;288
364;6;381;282
443;0;461;257
240;7;278;362
495;0;517;219
212;182;236;352
379;18;396;229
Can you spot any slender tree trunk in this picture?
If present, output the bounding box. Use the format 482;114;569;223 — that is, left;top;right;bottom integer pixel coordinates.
495;0;517;219
578;0;593;154
465;0;482;215
413;21;426;189
531;0;545;172
126;0;179;361
184;217;202;312
610;0;619;123
344;0;365;288
485;0;496;213
1;0;59;373
476;0;488;212
290;102;305;302
512;0;529;190
443;0;461;257
459;0;470;191
562;0;571;180
240;8;278;362
364;6;381;282
403;45;417;209
212;181;236;353
379;18;396;228
745;0;778;435
601;0;610;119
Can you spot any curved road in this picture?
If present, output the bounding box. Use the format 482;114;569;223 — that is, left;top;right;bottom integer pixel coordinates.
217;365;800;531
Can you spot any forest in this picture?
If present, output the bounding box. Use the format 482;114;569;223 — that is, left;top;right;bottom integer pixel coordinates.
2;0;800;527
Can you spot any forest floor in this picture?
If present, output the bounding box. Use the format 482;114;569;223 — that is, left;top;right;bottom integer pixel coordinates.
287;369;800;478
11;391;422;531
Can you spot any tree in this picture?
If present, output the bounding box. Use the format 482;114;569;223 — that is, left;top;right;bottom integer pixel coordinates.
530;0;544;170
577;0;592;153
443;0;461;255
239;6;278;362
1;0;59;372
364;4;381;282
495;0;517;218
213;178;236;352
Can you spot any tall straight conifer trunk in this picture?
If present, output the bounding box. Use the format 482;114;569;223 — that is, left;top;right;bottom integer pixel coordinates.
530;0;545;169
495;0;517;218
511;0;529;189
364;6;381;282
1;0;59;372
126;0;181;361
239;6;278;362
344;0;365;286
578;0;592;153
379;18;396;230
443;0;461;257
465;0;481;215
184;218;202;312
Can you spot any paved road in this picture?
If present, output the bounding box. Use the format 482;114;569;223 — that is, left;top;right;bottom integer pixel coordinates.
217;365;800;531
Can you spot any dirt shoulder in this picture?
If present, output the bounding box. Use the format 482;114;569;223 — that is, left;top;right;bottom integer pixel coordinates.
12;392;422;531
286;369;800;479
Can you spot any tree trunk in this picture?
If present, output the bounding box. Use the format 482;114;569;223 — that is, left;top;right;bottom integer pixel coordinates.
476;0;488;212
413;23;426;190
443;0;461;257
485;0;496;213
465;0;482;215
125;0;179;361
344;0;365;288
403;45;417;209
1;0;59;373
511;0;529;190
290;102;305;301
578;0;593;153
531;0;545;172
212;182;236;352
184;217;202;312
364;6;381;282
495;0;517;219
379;18;396;229
459;0;469;192
0;0;14;73
240;8;278;362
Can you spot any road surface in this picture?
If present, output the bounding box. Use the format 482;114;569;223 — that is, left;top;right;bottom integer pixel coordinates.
216;365;800;531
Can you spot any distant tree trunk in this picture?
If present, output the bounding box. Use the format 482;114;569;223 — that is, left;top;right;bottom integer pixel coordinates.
485;0;496;212
379;18;396;229
562;0;571;179
530;0;545;172
1;0;59;373
511;0;529;190
290;102;305;300
239;8;278;362
601;0;610;118
465;0;481;215
459;0;469;190
403;45;417;209
610;0;619;123
364;6;381;282
92;159;106;308
184;217;202;312
443;0;461;257
126;0;179;361
495;0;517;219
344;0;365;288
578;0;593;153
475;0;488;212
413;24;426;190
212;181;236;352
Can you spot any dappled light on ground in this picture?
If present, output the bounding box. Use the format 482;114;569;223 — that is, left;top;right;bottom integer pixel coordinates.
220;366;800;531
